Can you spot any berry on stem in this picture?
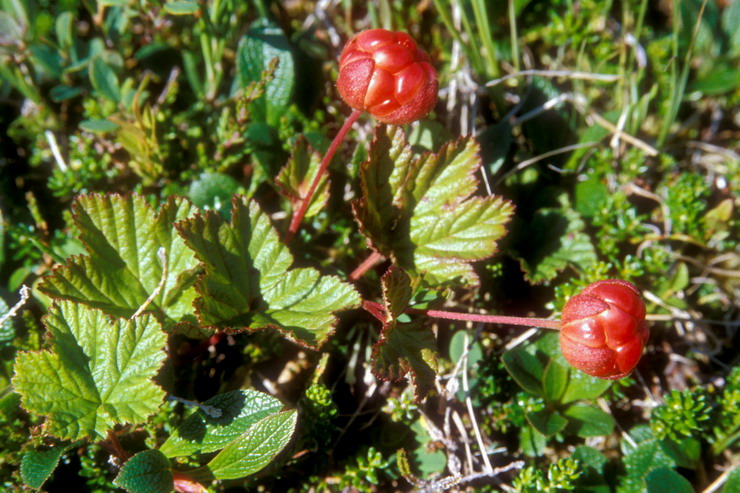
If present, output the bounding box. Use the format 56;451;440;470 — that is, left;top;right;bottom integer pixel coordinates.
560;280;649;380
286;29;438;242
337;29;438;125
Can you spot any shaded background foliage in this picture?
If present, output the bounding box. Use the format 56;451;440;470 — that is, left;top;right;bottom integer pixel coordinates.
0;0;738;491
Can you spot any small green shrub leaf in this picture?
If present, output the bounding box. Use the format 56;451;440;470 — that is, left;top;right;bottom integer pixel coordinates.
371;267;437;400
160;389;284;458
187;172;242;217
176;195;360;347
564;404;616;437
162;1;199;15
114;449;173;493
50;85;84;103
39;194;200;332
78;118;119;133
520;424;547;457
353;126;514;287
502;344;545;396
526;408;568;436
12;301;167;440
89;54;120;103
276;137;329;218
512;203;597;284
645;468;694;493
543;360;569;403
237;19;294;124
205;410;297;480
20;442;82;489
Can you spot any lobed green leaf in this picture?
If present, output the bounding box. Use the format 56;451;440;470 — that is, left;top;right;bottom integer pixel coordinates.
276;137;329;218
176;195;360;347
371;266;437;401
39;194;201;332
354;126;513;287
12;301;167;440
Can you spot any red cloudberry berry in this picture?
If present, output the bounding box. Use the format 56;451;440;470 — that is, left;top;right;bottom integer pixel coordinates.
336;29;438;125
560;280;649;380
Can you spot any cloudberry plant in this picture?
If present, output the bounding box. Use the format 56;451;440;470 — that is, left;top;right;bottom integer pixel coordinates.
336;29;438;125
287;28;438;240
560;280;649;379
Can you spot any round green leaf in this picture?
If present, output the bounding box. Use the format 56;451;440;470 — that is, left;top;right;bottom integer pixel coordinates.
114;450;173;493
645;468;694;493
564;404;615;438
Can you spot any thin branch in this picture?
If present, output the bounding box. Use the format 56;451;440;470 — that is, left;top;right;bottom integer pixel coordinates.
494;141;599;187
45;130;68;172
461;331;494;473
349;251;385;281
0;285;31;327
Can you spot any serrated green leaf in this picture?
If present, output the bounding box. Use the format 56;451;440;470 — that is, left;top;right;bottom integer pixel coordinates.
645;468;694;493
114;449;173;493
564;404;615;437
276;138;329;218
371;267;437;400
205;410;297;480
381;265;413;321
12;301;167;440
353;126;514;288
20;442;82;489
513;205;597;284
526;408;568;436
176;195;360;347
89;53;120;103
39;194;200;332
160;390;283;458
236;19;294;125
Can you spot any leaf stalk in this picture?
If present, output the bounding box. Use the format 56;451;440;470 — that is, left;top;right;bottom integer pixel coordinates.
286;109;363;243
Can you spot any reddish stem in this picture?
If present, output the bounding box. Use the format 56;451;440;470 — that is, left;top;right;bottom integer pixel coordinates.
408;308;561;330
349;251;385;281
362;300;386;323
106;430;129;461
360;300;562;331
286;109;363;243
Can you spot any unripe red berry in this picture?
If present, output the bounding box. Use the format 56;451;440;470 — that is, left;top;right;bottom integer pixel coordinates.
560;280;649;380
336;29;438;125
